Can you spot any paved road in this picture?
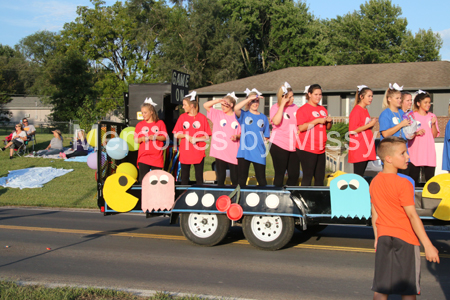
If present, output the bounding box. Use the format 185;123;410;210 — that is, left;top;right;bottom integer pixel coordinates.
1;207;449;300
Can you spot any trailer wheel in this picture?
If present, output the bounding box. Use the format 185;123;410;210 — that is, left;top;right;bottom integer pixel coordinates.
180;213;230;247
242;215;294;251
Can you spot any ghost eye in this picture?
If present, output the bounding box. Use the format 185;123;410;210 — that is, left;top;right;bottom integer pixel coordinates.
183;121;190;129
149;175;158;185
151;126;159;133
193;121;201;129
160;175;169;185
245;117;253;125
283;112;290;119
231;121;239;129
337;180;348;190
142;126;149;133
257;119;264;128
220;119;227;127
349;179;359;190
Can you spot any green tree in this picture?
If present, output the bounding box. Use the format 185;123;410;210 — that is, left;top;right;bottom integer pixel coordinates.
402;29;442;62
328;0;406;64
46;50;99;123
16;30;57;65
327;0;442;65
267;1;332;70
0;45;32;122
60;0;158;93
221;0;329;76
152;0;245;87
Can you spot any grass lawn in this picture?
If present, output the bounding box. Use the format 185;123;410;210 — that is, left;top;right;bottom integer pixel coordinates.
0;281;204;300
0;134;275;209
0;134;98;209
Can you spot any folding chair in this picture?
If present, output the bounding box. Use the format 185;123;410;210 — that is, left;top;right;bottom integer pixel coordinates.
25;135;36;154
12;141;27;157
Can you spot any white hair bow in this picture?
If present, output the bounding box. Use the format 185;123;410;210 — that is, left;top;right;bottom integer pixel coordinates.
185;91;197;101
417;90;427;94
244;88;262;97
282;82;291;95
389;83;403;91
357;85;368;92
304;85;311;94
144;97;157;106
226;92;238;101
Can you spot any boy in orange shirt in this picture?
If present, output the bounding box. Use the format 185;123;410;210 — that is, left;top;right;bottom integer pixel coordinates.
370;136;440;300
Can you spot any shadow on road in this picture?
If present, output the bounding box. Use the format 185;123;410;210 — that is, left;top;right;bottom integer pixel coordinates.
426;239;450;300
219;226;245;246
0;226;141;269
0;209;59;221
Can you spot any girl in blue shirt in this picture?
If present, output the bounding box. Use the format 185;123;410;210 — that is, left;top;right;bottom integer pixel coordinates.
379;83;411;175
234;88;270;187
379;83;410;141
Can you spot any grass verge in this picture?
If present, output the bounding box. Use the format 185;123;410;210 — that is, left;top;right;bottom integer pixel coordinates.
0;281;205;300
0;134;98;208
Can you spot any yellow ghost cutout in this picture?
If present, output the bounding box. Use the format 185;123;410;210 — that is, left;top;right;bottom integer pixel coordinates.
103;173;138;212
422;173;450;221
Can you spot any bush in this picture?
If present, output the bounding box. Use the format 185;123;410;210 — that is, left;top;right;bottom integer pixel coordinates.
326;122;349;146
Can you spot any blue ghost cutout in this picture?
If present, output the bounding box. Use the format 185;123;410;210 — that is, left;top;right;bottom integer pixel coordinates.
330;174;371;219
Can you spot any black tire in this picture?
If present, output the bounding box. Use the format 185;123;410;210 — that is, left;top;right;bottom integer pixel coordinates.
180;213;230;247
242;215;295;251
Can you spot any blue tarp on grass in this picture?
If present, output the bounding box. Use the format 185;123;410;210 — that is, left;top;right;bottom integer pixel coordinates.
0;167;73;189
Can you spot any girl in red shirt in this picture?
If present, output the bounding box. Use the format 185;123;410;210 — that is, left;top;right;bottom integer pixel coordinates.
296;84;332;186
134;99;167;183
173;91;212;185
348;85;377;176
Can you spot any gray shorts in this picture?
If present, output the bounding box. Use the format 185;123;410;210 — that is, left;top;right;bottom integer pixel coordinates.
372;236;421;295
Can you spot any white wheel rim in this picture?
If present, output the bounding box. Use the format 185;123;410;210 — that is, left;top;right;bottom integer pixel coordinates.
188;213;218;238
250;216;283;242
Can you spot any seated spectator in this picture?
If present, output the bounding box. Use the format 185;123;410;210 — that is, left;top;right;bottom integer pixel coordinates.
4;131;13;144
37;129;64;156
60;130;88;159
1;124;27;159
22;118;36;141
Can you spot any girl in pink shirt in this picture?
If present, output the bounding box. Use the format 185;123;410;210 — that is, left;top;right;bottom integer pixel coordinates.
270;82;300;186
348;85;377;176
408;91;440;186
204;92;241;186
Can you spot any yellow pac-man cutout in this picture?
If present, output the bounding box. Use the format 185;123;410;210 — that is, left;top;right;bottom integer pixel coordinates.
103;173;138;212
422;173;450;221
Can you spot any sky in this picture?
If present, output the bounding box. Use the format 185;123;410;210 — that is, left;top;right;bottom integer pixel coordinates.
0;0;449;60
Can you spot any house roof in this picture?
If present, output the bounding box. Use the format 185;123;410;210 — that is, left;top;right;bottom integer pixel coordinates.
5;96;52;110
195;61;450;95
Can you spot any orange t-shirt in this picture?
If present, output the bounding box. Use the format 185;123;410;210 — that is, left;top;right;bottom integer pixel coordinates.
369;172;419;246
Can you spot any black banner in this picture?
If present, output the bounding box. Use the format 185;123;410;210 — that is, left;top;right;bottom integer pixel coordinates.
171;70;190;105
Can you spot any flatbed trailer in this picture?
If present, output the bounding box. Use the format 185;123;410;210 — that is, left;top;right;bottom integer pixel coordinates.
97;121;450;251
